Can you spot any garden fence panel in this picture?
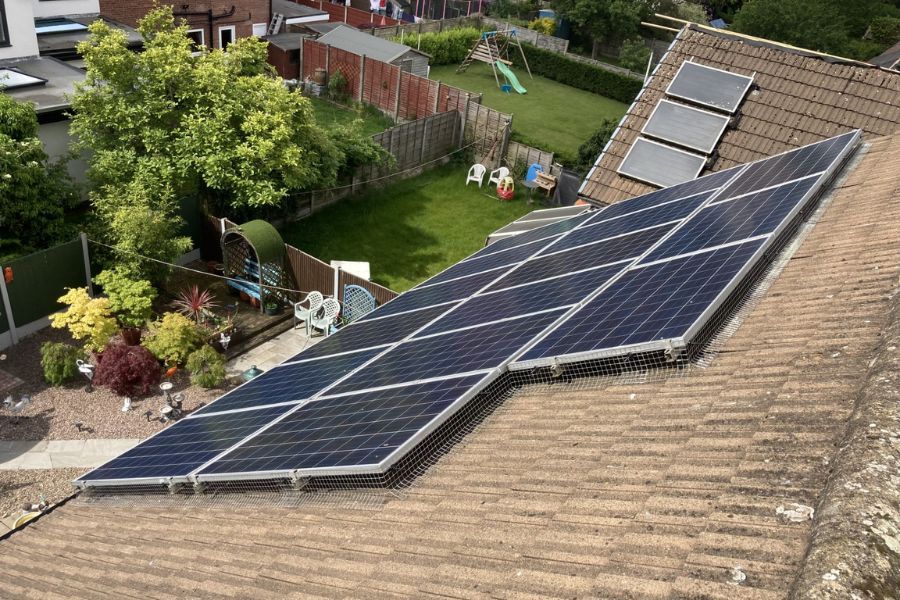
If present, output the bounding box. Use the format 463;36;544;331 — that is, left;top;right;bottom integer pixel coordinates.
293;0;400;27
4;239;87;327
301;39;327;81
465;102;510;169
505;140;554;173
370;16;481;39
285;245;336;299
362;56;398;110
329;47;362;99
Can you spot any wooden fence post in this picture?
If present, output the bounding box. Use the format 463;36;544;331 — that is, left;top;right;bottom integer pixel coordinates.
499;115;512;167
433;81;441;115
299;38;305;80
420;118;429;163
325;44;331;77
459;93;470;148
359;54;366;102
394;69;402;119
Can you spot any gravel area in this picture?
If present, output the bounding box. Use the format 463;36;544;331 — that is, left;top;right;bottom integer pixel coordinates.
0;468;81;520
1;327;237;441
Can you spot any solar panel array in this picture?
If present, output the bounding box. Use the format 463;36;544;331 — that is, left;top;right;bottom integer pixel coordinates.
619;61;754;188
75;130;859;488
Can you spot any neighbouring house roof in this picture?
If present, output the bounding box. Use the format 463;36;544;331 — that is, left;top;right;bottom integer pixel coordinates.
264;31;307;52
273;0;329;25
304;22;345;36
580;24;900;205
317;24;428;63
1;132;898;599
0;56;84;117
869;39;900;70
36;15;142;61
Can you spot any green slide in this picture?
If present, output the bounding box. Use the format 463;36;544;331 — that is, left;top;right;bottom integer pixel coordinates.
495;61;527;94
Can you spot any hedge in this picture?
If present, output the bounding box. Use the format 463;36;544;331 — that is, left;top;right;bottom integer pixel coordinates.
394;28;481;66
510;44;643;104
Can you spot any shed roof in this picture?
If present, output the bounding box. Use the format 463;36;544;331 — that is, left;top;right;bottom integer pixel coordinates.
317;24;428;62
580;24;900;205
227;220;285;265
1;133;899;599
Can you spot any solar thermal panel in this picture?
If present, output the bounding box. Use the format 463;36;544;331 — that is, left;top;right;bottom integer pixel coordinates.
666;61;754;114
617;138;707;188
642;100;731;154
197;374;489;477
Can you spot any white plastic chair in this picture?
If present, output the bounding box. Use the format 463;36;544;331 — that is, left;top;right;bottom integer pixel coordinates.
466;163;487;187
293;291;323;332
309;297;341;337
488;166;510;187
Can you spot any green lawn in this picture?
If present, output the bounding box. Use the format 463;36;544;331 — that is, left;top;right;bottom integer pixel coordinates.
280;164;534;292
306;96;395;137
429;62;628;160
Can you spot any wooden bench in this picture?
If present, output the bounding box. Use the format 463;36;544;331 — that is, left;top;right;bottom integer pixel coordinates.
534;172;557;196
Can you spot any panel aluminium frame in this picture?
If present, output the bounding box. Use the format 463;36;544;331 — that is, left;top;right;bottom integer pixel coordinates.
665;60;755;114
641;99;731;155
617;138;708;189
509;129;861;371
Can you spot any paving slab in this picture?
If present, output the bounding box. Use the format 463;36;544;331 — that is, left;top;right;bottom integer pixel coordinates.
0;438;141;470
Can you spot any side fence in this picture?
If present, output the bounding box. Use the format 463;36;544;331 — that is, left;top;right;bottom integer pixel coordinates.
294;0;400;28
299;38;474;121
0;237;92;350
208;217;398;307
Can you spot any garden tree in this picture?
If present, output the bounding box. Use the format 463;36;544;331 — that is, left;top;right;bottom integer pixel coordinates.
552;0;650;55
618;38;652;72
575;118;619;174
732;0;899;60
71;6;382;279
0;94;77;261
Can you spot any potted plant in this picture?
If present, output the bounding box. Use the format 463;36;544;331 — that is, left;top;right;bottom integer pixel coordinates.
264;300;282;316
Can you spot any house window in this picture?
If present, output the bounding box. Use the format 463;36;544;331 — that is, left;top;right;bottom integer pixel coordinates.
218;25;235;49
251;23;267;37
0;0;9;47
186;29;205;51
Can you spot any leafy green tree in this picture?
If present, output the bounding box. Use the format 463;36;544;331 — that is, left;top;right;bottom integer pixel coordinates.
0;95;77;260
71;6;381;279
575;118;619;174
552;0;649;49
619;38;652;72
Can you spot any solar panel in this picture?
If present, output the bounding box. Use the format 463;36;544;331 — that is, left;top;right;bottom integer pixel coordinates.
197;374;490;477
642;100;731;154
666;61;754;114
466;211;595;259
76;131;860;490
191;348;382;416
422;237;551;287
617;138;707;188
76;405;294;483
425;264;624;335
515;239;765;364
330;309;566;394
284;304;450;361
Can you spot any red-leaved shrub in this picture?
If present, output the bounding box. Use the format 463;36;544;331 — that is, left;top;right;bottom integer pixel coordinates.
95;343;161;398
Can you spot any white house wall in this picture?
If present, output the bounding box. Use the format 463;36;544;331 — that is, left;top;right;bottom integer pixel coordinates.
32;0;100;19
0;0;39;59
37;120;89;194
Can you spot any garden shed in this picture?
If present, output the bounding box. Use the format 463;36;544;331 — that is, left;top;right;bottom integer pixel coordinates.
221;220;294;312
317;24;431;78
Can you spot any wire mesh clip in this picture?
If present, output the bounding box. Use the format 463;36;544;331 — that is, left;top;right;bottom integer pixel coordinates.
290;472;310;491
549;358;566;379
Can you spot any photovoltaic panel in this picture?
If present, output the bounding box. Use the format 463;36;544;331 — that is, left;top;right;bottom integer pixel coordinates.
369;268;503;319
550;195;708;255
642;100;731;154
716;130;858;201
515;239;765;364
666;61;754;114
77;131;859;490
198;374;488;477
423;237;551;287
642;177;819;263
329;310;566;395
467;211;595;259
425;264;624;335
191;348;382;416
75;404;294;483
617;138;707;188
284;304;451;361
